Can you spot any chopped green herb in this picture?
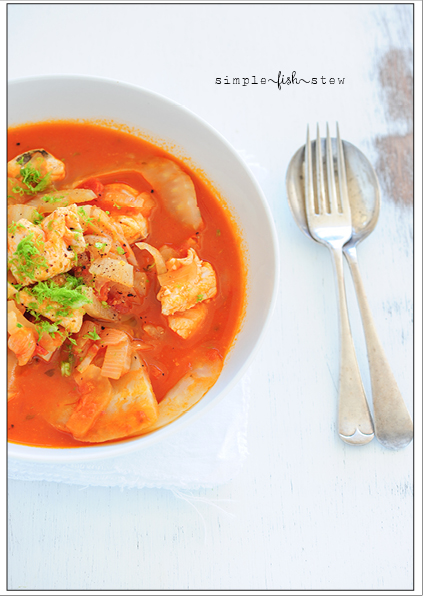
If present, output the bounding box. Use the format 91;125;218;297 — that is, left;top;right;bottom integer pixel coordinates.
24;275;91;318
95;241;107;251
77;206;94;223
60;361;72;377
8;232;47;282
84;329;101;341
8;221;26;235
196;294;204;302
35;320;61;340
27;308;41;321
32;211;44;225
8;222;18;235
40;194;65;204
16;323;23;328
116;246;125;255
11;184;27;196
16;162;52;195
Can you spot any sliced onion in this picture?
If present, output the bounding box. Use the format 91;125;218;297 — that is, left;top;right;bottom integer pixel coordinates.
101;337;132;380
135;242;167;275
8;300;37;333
76;344;100;374
99;328;128;347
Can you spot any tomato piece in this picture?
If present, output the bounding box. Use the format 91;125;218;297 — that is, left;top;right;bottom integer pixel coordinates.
97;281;110;302
8;328;37;366
78;178;105;196
35;344;49;356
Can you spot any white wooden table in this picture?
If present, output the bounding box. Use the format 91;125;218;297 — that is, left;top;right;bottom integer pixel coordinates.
6;3;418;591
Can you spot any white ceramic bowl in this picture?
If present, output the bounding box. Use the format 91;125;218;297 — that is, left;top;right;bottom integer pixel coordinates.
8;75;279;462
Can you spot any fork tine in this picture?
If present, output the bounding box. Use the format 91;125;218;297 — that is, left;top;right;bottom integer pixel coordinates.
315;124;326;214
326;123;337;213
336;122;350;216
305;124;316;214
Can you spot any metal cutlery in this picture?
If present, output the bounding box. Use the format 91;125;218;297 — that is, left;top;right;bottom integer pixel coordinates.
287;123;413;448
304;123;374;445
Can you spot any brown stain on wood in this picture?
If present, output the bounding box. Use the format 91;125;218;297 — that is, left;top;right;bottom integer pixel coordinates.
373;37;413;207
373;132;413;206
377;48;412;126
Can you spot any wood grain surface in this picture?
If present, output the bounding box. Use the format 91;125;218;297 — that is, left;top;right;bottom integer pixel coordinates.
7;3;416;591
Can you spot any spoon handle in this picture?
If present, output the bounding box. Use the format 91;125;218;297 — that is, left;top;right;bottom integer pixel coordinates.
343;246;413;449
330;247;374;445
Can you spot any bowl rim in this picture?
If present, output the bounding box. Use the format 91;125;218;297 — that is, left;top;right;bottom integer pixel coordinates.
7;74;280;463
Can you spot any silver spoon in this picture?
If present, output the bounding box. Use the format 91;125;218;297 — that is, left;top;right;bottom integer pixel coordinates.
286;139;413;450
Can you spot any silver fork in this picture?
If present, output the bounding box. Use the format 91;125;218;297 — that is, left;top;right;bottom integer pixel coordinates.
305;123;374;445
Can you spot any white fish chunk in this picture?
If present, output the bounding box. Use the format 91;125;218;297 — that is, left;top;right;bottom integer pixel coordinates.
157;248;217;316
167;302;208;339
111;212;149;244
8;204;86;286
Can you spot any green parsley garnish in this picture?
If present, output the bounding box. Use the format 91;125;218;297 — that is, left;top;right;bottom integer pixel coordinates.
116;246;125;255
14;162;52;195
60;361;72;377
84;329;101;341
77;206;94;225
196;293;204;302
25;275;91;318
32;211;44;225
40;194;65;204
8;232;47;282
8;222;18;235
35;320;61;340
95;241;107;251
8;221;26;235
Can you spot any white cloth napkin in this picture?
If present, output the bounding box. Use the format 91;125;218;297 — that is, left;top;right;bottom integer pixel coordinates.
8;373;250;490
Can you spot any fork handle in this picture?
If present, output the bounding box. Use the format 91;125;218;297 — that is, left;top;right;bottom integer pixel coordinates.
330;246;375;445
343;246;413;449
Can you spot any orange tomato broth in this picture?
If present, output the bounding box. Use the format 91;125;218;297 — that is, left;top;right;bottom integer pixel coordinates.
7;121;246;448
